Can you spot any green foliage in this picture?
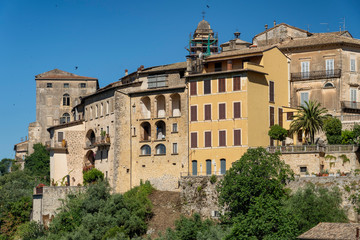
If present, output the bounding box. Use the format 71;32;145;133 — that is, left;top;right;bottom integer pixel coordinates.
24;143;50;182
45;180;154;239
339;154;350;164
0;159;13;176
290;101;328;144
325;155;336;160
353;124;360;144
13;221;45;240
210;175;217;184
323;117;342;136
341;130;355;144
268;124;288;142
83;168;104;184
284;183;348;234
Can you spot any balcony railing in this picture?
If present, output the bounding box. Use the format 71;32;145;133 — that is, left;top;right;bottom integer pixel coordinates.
291;69;341;81
45;140;67;150
335;114;360;122
341;101;360;111
267;144;358;153
93;136;111;147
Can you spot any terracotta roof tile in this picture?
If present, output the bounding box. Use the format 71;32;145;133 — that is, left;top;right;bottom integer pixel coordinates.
297;222;360;240
35;69;97;80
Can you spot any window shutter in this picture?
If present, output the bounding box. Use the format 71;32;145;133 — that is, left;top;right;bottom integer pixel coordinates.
270;107;274;126
219;130;226;146
190;82;197;95
219;103;226;119
287;112;293;120
204;80;211;94
278;108;283;127
191;132;198;148
233;77;241;91
218;78;225;92
191;106;197;121
234;129;241;146
205;132;211;147
204;105;211;120
269;81;274;102
233;102;241;118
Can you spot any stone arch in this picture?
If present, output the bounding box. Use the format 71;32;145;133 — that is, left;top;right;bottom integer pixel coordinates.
155;120;166;140
140;96;151;119
140;122;151;141
85;129;96;147
170;93;181;117
84;150;95;167
155;95;166;118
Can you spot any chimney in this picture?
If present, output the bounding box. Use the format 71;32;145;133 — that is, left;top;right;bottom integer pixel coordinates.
265;24;268;30
125;69;128;76
274;20;276;27
234;31;240;39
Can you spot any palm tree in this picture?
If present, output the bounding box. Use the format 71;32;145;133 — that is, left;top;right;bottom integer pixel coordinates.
290;101;328;144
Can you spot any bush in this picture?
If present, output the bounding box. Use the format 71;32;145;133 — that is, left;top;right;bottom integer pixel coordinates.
210;175;217;184
323;118;342;144
353;124;360;144
83;168;104;184
341;130;354;144
268;124;288;142
14;221;45;240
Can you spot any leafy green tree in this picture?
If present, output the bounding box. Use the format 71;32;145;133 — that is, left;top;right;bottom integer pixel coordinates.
290;101;328;144
24;143;50;181
268;124;288;145
341;130;355;144
352;124;360;144
83;168;104;184
0;159;13;176
284;183;348;234
218;147;297;239
323;117;342;144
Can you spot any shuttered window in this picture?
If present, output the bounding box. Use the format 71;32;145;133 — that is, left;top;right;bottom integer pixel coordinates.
278;108;283;127
204;104;211;120
287;112;293;120
233;76;241;91
204;80;211;94
233;102;241;118
190;82;197;96
190;105;197;121
269;81;274;102
205;131;211;147
148;74;167;88
270;106;274;126
219;130;226;147
191;132;198;148
219;103;226;120
218;78;225;92
234;129;241;146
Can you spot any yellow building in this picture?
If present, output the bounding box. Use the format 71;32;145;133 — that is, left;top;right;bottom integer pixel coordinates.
187;46;292;176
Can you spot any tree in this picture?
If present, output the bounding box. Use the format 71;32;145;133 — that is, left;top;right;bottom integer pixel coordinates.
0;158;13;176
24;143;50;181
341;130;354;144
290;101;328;144
83;168;104;185
268;124;288;145
323;117;342;144
218;148;297;239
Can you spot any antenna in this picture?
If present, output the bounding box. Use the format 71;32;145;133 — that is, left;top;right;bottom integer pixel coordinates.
306;24;310;32
340;17;346;31
202;11;205;20
320;23;329;32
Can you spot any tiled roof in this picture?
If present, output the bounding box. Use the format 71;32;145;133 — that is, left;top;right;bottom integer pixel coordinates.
35;69;97;80
140;62;187;73
253;23;310;39
297;222;360;240
206;45;275;60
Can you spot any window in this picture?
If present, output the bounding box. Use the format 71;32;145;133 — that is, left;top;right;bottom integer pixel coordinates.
218;78;225;92
57;132;63;142
326;59;334;77
219;103;226;120
204;80;211;94
62;94;70;106
172;123;178;132
90;107;93;119
172;143;178;154
191;132;198;148
206;160;212;175
107;126;109;134
351;58;356;72
278;108;283;127
148;74;167;88
220;159;226;175
191;105;197;121
190;82;197;95
95;105;98;118
219;130;226;147
233;76;241;91
234;129;241;146
269;81;274;102
300;92;309;106
351;88;357;108
205;131;211;147
156;144;166;155
300;166;307;173
269;106;274;127
60;113;70;124
64;83;69;88
156;95;166;118
233;102;241;118
141;145;151;155
324;82;334;88
80;83;86;88
141;97;151;118
214;62;222;72
192;160;198;176
287;112;294;120
297;130;303;143
155;121;166;140
301;61;310;79
100;103;103;116
204;104;211;120
141;122;151;141
171;93;181;117
47;83;52;88
106;101;109;115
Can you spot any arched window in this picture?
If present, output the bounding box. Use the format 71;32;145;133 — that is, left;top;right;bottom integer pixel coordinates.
171;93;181;117
141;122;151;141
140;97;151;119
85;130;96;147
220;159;226;175
192;160;198;176
155;120;166;140
141;145;151;155
324;82;334;88
206;159;212;175
156;144;166;155
156;95;166;118
63;94;70;106
60;113;70;124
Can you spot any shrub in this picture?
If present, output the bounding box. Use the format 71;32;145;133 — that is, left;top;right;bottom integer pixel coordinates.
83;168;104;184
268;124;288;143
210;175;217;184
323;118;342;144
342;130;355;144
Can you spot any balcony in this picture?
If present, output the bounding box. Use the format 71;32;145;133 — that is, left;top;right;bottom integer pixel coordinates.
335;114;360;122
46;140;67;152
267;145;358;154
291;69;341;81
341;101;360;112
93;136;111;147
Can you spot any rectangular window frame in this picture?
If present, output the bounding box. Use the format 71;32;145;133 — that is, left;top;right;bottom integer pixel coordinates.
233;101;241;119
172;143;178;154
204;104;212;121
203;79;211;94
172;123;178;133
204;131;212;148
269;81;275;103
47;83;52;88
233;129;242;146
351;58;356;72
218;78;226;93
191;132;198;148
233;76;241;91
190;105;198;122
219;130;226;147
300;92;309;106
218;103;226;120
190;81;197;96
269;106;275;127
64;83;70;88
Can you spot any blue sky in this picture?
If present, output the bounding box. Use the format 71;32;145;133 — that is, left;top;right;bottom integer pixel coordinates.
1;0;359;159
